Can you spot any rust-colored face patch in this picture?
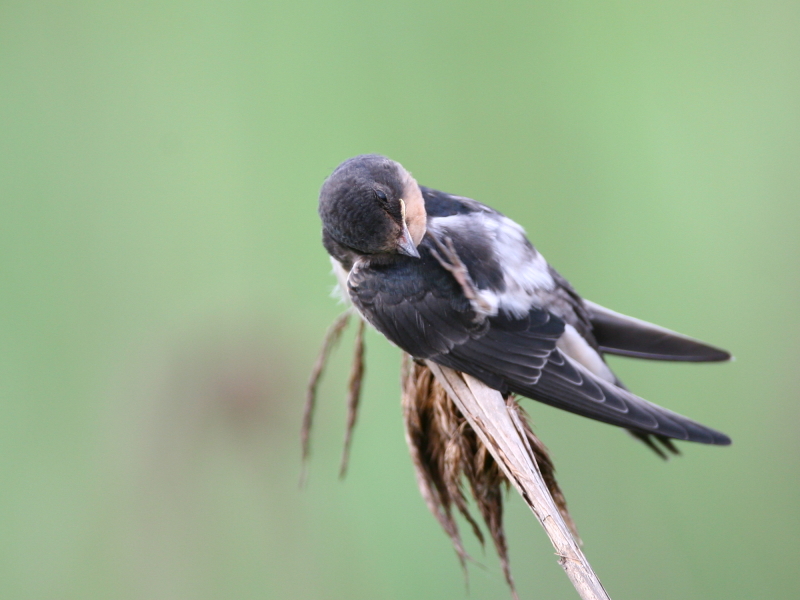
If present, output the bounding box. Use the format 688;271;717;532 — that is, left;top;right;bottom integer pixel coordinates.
401;173;427;246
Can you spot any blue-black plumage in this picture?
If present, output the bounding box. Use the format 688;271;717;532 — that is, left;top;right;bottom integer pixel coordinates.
318;154;731;454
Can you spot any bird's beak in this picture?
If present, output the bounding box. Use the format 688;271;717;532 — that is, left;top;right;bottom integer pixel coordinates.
397;225;421;258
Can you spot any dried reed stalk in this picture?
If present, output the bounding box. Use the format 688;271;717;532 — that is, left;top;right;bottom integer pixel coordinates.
304;313;610;599
426;361;610;600
401;355;581;599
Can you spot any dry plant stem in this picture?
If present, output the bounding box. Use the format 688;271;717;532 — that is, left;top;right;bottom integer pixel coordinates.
427;361;611;600
401;357;472;571
300;310;351;484
401;357;577;599
339;318;365;478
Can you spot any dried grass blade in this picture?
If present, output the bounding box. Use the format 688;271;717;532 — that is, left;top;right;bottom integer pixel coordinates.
339;318;366;478
401;355;471;569
300;310;351;484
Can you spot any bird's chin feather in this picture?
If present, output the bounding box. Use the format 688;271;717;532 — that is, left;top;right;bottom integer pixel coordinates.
329;257;351;304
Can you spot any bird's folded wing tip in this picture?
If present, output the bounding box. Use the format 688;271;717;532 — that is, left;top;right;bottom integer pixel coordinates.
688;423;731;446
709;348;734;362
715;433;733;446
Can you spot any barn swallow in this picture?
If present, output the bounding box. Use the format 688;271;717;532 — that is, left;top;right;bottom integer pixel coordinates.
318;154;731;452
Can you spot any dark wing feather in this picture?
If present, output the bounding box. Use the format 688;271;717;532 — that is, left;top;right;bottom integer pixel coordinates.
349;248;485;359
517;351;731;444
349;246;560;382
349;246;730;445
444;315;563;387
585;300;732;362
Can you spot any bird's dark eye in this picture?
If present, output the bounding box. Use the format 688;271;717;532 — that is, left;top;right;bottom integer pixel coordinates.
374;189;388;204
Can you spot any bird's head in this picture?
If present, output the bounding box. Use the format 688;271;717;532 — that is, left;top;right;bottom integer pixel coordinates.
319;155;427;258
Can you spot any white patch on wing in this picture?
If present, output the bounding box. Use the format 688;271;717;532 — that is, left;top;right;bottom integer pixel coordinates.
556;324;616;383
427;212;554;318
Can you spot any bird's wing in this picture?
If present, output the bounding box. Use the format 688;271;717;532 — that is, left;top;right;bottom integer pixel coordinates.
440;339;730;445
584;300;731;362
507;350;731;444
349;251;730;445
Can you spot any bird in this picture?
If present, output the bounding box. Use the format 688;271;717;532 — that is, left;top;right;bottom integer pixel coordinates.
318;154;731;456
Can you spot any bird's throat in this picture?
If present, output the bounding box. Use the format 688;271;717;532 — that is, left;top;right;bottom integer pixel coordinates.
402;175;427;246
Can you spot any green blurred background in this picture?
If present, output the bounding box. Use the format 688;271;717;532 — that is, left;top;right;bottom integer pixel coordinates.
1;2;798;599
